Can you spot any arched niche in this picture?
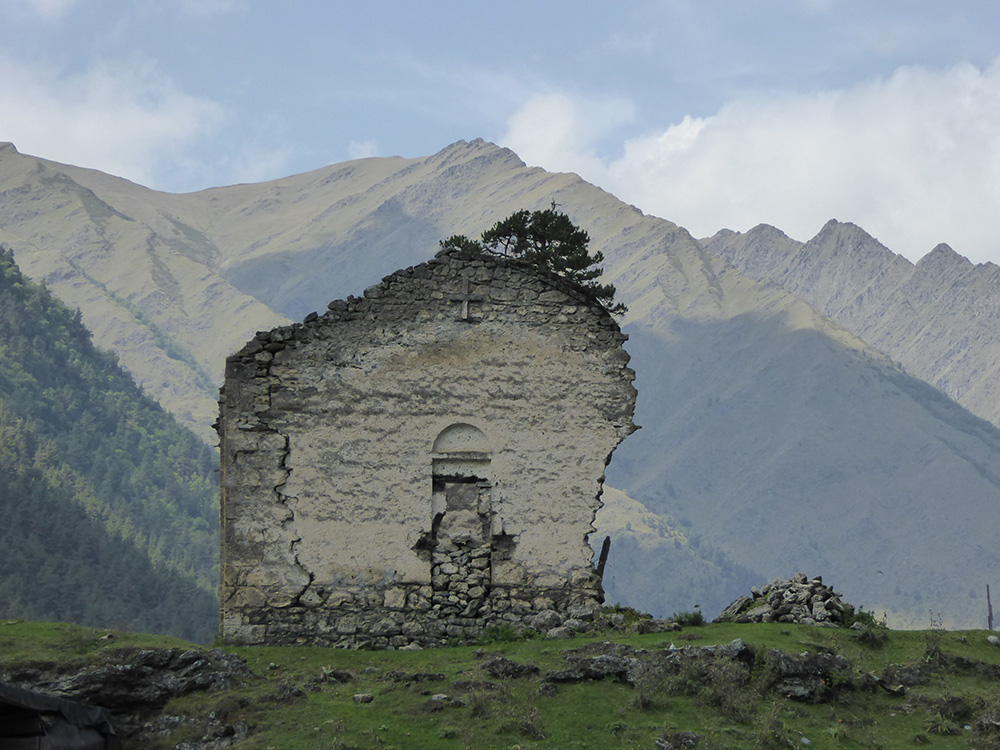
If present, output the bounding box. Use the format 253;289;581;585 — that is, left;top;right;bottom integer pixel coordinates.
422;422;496;614
431;422;491;481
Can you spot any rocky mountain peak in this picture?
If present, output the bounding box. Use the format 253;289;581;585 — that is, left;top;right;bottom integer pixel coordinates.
0;142;18;154
812;218;879;248
748;223;793;241
430;138;525;170
911;242;974;287
700;223;801;281
915;242;967;269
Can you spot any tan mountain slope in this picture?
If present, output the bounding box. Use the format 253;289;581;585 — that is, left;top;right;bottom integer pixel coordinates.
0;142;289;442
704;219;1000;429
2;139;999;627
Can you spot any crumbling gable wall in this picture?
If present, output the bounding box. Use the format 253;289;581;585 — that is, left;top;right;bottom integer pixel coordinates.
218;246;637;647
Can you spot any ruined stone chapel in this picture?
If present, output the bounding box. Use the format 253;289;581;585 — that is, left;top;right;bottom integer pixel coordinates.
217;245;637;648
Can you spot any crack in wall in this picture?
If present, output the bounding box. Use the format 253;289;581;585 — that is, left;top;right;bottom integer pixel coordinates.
267;430;314;606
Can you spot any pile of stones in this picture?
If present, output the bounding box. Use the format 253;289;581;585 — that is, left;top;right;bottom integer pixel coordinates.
714;573;848;626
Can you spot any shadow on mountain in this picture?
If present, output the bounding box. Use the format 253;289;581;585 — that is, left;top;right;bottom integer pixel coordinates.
222;199;442;320
604;312;1000;627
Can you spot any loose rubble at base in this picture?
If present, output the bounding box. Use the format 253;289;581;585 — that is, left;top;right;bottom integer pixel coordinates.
715;573;849;626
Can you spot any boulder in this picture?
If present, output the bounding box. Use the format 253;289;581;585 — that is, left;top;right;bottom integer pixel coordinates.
482;657;540;679
529;609;563;632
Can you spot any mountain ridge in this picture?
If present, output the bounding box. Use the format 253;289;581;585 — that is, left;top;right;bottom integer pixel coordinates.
2;139;999;627
704;219;1000;429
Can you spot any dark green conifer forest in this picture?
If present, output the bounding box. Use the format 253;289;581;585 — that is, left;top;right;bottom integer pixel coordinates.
0;246;218;642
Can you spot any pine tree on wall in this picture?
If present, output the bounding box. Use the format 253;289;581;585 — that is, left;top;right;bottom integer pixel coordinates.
440;205;626;314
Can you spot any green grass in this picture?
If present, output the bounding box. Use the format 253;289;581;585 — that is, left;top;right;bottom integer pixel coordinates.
5;617;1000;749
0;618;192;662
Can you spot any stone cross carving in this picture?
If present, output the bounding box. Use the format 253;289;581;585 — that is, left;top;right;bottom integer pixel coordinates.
448;279;485;321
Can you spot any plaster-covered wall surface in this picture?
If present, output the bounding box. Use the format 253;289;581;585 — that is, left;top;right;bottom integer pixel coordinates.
218;247;637;647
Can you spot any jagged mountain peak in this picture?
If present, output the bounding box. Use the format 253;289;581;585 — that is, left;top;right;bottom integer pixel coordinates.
433;137;522;161
706;210;1000;435
0;141;18;154
915;242;967;268
807;218;901;260
709;223;793;244
747;222;793;239
817;217;861;234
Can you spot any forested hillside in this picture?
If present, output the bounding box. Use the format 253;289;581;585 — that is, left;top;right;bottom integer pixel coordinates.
0;246;218;641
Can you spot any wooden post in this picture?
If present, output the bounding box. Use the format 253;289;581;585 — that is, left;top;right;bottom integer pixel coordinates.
596;535;612;583
989;585;994;631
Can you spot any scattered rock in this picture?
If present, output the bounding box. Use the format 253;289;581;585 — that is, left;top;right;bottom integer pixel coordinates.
604;613;626;629
313;668;352;685
482;657;539;679
763;649;850;703
881;663;932;687
451;679;498;692
530;610;564;631
421;693;465;711
262;683;305;705
386;671;445;683
545;654;634;683
656;730;701;749
567;604;598;621
562;618;589;632
636;618;680;634
3;647;250;740
352;693;374;704
858;672;881;692
975;714;1000;734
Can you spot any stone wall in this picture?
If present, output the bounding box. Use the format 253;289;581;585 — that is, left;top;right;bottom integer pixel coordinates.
218;247;637;647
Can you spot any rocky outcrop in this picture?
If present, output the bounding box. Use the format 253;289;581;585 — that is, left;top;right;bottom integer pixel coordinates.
1;648;252;747
715;573;848;626
542;637;853;705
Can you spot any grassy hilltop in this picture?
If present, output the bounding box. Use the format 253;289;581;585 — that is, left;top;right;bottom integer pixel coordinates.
5;615;1000;749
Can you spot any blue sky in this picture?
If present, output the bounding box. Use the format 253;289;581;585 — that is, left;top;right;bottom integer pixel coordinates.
2;0;999;263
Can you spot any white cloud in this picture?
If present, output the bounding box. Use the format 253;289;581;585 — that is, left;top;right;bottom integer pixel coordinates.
504;59;1000;264
500;91;636;180
347;139;380;160
23;0;79;20
0;55;226;188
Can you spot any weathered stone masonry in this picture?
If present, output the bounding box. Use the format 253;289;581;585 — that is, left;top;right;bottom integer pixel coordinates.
217;246;637;648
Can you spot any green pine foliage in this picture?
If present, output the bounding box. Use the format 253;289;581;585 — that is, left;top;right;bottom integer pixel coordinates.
0;246;218;641
440;206;626;314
